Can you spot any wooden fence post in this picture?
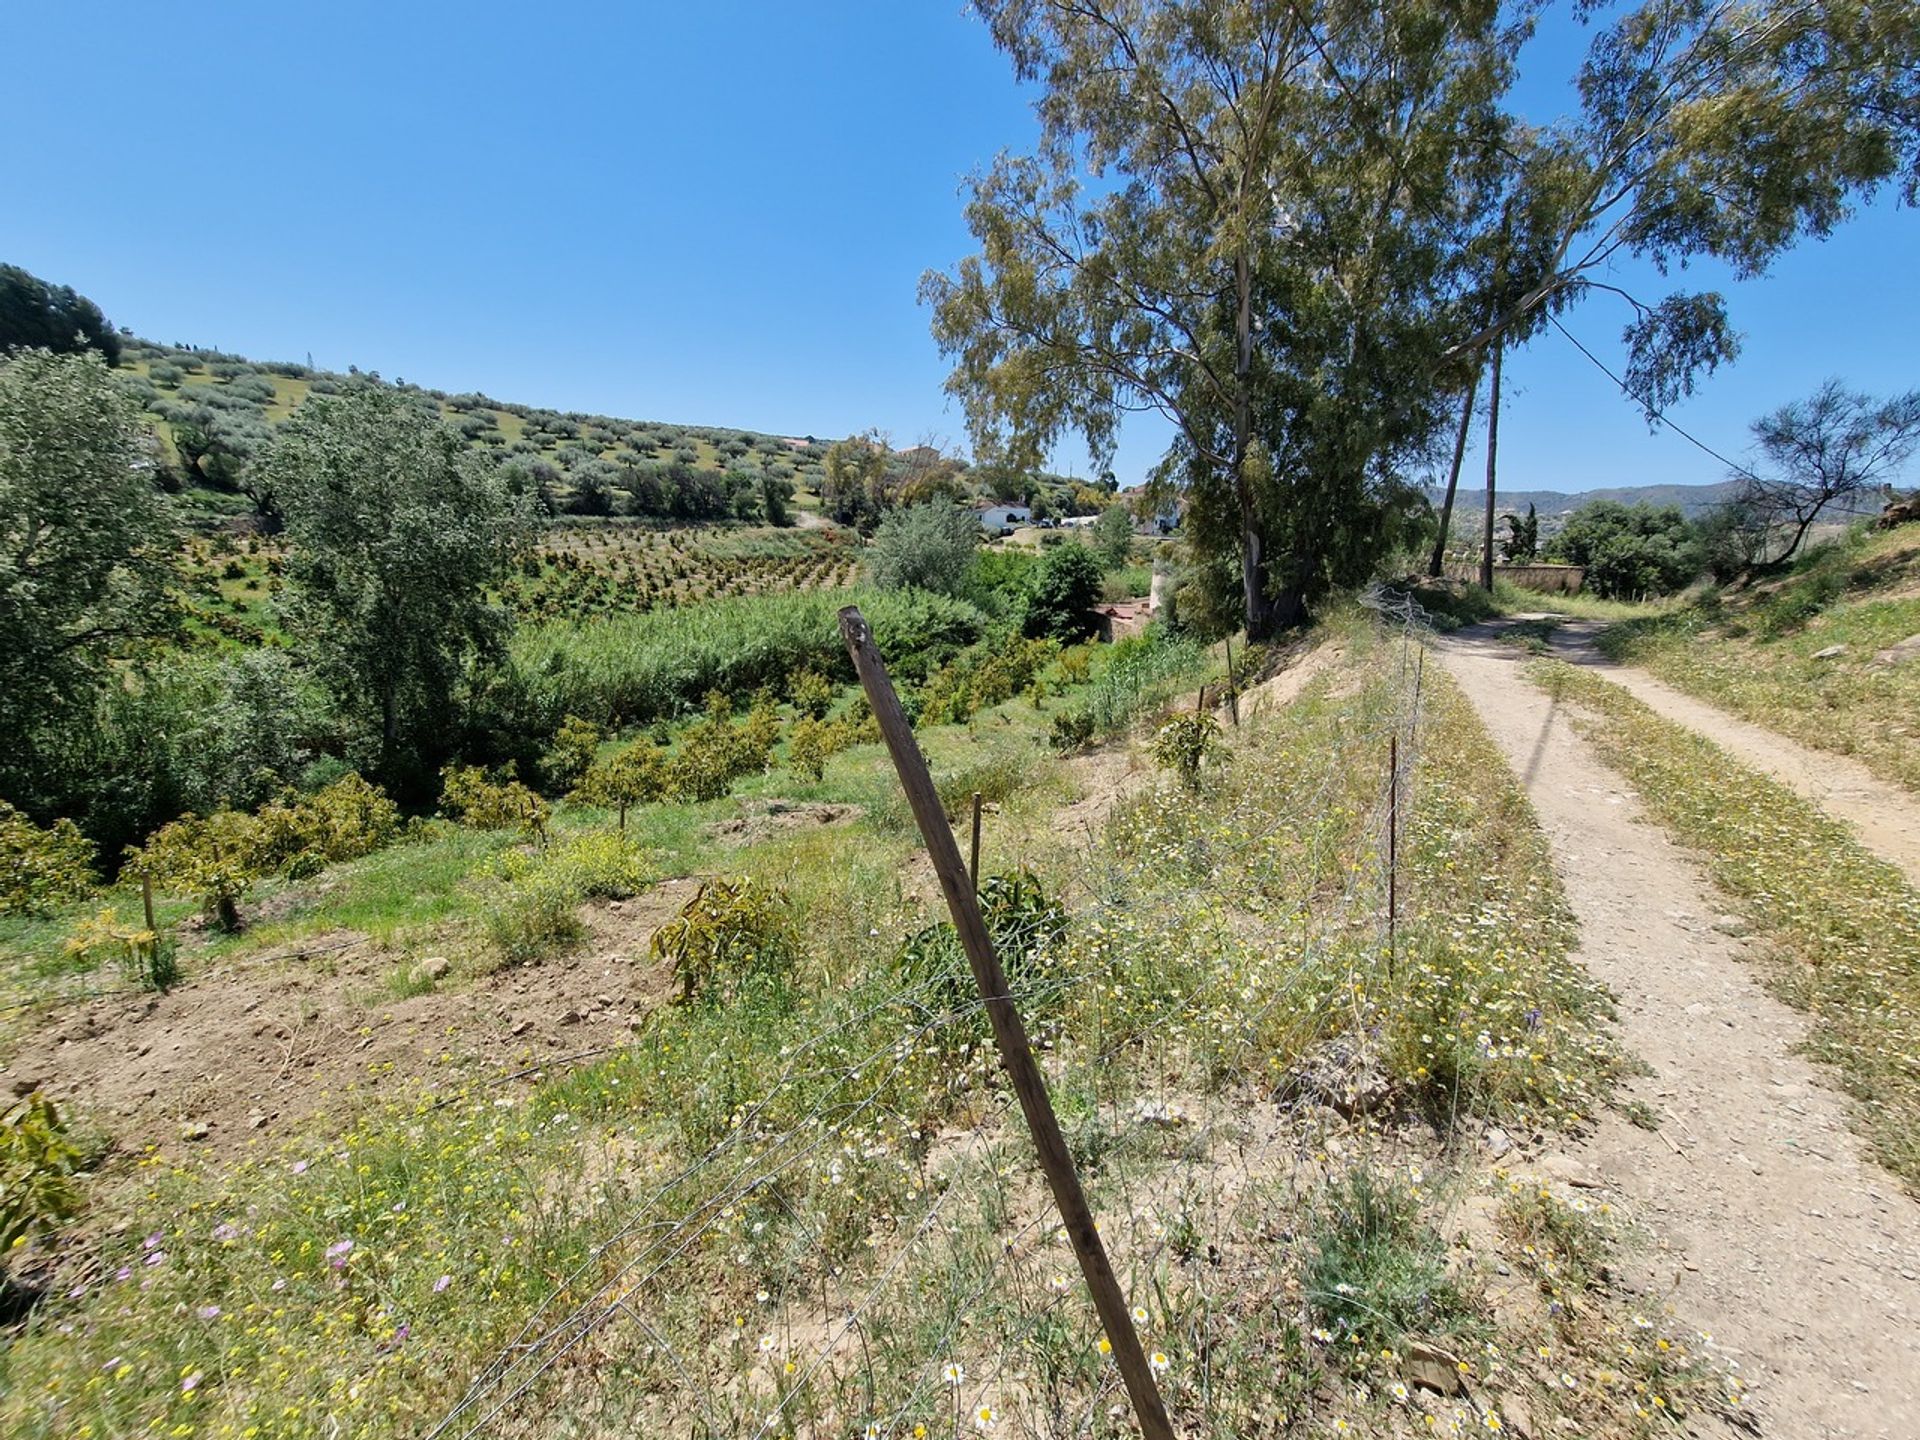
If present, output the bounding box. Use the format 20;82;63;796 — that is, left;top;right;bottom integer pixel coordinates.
838;606;1176;1440
1387;733;1398;978
969;791;984;889
1223;638;1239;727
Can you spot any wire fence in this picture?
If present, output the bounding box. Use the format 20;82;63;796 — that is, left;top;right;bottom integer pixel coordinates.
417;589;1534;1440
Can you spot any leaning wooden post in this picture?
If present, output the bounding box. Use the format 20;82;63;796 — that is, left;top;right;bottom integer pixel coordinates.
969;791;984;889
838;605;1176;1440
142;874;157;936
1387;734;1398;978
1223;638;1239;727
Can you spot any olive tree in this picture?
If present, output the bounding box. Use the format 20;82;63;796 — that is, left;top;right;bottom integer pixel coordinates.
867;498;982;596
0;349;178;804
267;388;531;794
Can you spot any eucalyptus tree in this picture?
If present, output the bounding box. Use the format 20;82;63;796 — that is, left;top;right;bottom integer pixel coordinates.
925;0;1524;634
1462;0;1920;401
929;0;1920;633
266;387;532;794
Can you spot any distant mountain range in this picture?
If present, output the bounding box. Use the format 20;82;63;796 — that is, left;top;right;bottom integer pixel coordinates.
1432;479;1897;524
1425;480;1743;519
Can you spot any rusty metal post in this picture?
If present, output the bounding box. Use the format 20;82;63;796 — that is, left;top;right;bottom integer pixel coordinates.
838;605;1175;1440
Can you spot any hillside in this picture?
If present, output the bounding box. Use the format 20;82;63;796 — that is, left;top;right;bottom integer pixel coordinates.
113;335;836;525
1596;520;1920;790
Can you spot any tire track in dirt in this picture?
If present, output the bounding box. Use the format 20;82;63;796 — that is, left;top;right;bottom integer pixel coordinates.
1434;624;1920;1439
1537;617;1920;889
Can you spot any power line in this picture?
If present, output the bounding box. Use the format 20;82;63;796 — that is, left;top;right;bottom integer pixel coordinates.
1548;314;1761;483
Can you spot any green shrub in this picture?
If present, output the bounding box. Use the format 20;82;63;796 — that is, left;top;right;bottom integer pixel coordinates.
650;876;797;1005
542;713;603;792
788;668;834;719
1024;543;1104;641
1;1094;84;1260
251;774;399;879
897;870;1067;1030
1147;711;1224;788
126;810;263;931
867;498;981;596
917;635;1059;725
0;802;95;917
439;764;550;839
1048;710;1095;751
1306;1167;1468;1349
571;740;668;829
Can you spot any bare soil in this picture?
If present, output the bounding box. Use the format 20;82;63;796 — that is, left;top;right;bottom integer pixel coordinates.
3;879;699;1162
1436;624;1920;1438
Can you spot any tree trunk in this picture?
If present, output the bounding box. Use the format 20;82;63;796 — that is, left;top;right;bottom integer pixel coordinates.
1428;364;1483;577
1479;341;1504;592
1232;248;1270;638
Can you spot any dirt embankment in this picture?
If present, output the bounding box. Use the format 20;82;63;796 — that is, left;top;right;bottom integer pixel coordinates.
3;879;701;1162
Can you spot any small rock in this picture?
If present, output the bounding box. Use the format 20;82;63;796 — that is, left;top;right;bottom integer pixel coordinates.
247;1111;269;1130
1811;643;1848;660
1484;1125;1514;1159
1710;914;1752;937
181;1120;210;1142
1873;634;1920;666
559;1009;583;1026
417;956;451;980
1132;1098;1189;1129
1404;1341;1465;1397
9;1074;46;1098
509;1019;533;1037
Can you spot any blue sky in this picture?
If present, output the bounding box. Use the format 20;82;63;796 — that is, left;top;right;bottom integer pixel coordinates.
4;1;1913;495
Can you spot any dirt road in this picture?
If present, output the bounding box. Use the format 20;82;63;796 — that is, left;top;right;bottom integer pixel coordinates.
1434;624;1920;1439
1540;618;1920;888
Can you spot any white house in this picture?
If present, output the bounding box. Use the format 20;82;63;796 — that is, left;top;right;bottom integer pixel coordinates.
975;503;1031;533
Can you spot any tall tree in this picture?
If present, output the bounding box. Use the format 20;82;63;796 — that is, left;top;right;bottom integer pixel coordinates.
1460;0;1920;404
267;388;530;793
925;0;1520;636
0;349;177;802
0;265;122;366
1739;381;1920;565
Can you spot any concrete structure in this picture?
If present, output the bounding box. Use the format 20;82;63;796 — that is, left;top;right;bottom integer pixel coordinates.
975;503;1031;533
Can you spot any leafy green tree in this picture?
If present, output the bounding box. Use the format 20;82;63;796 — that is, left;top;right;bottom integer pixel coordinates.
1501;504;1539;563
1737;381;1920;567
266;388;530;793
1024;543;1104;641
1092;505;1134;568
1548;501;1700;599
925;0;1517;636
867;498;981;597
0;350;178;806
821;431;892;531
0;265;121;365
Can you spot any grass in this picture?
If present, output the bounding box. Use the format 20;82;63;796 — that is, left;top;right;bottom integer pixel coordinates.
1532;659;1920;1188
1595;525;1920;792
0;621;1724;1440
